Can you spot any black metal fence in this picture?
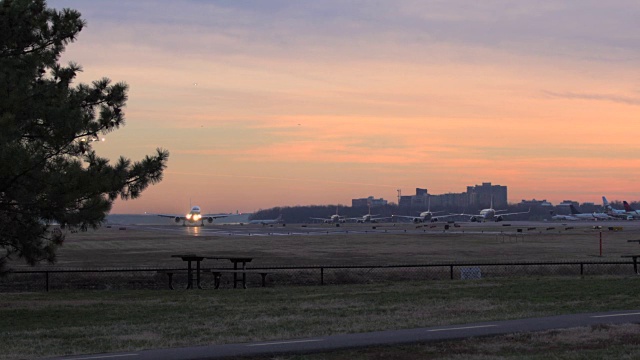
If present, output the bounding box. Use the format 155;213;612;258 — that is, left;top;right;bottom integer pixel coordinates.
0;261;637;292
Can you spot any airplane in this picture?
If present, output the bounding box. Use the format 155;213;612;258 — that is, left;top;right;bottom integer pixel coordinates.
602;196;629;219
391;197;454;223
549;210;578;221
249;214;284;226
623;201;640;219
455;198;530;222
157;206;230;226
569;204;612;221
347;206;390;223
310;208;346;224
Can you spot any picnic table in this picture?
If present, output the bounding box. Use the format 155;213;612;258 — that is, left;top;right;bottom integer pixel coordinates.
206;257;255;289
169;255;257;289
170;254;206;289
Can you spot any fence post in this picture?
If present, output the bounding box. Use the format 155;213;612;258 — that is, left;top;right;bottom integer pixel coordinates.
320;267;324;286
450;265;454;280
580;263;584;276
45;271;49;292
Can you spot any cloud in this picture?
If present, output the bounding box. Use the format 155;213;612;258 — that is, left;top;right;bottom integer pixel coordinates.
53;0;640;66
543;91;640;106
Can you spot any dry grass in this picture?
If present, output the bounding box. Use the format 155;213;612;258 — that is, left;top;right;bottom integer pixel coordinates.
10;221;640;269
2;277;640;359
3;222;640;359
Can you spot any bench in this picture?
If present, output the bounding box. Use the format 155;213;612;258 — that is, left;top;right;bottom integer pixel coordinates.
621;255;640;274
157;270;190;290
210;269;270;289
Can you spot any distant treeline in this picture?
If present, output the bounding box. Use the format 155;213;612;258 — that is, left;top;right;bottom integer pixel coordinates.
249;201;640;223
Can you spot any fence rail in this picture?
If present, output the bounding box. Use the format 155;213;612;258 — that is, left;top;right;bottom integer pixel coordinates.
0;261;637;292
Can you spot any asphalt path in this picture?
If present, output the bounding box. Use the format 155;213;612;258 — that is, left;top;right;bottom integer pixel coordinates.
51;310;640;360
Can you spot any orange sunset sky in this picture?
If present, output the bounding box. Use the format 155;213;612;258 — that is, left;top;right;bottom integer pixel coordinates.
49;1;640;214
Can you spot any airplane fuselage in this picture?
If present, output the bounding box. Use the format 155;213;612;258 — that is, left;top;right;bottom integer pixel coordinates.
470;208;498;222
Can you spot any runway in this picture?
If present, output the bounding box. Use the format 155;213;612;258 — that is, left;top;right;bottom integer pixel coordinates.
50;310;640;360
119;219;639;238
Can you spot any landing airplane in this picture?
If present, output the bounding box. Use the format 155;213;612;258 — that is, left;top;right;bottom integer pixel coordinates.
456;199;530;222
569;205;612;220
623;201;640;219
249;214;284;225
602;196;629;219
157;206;230;226
310;208;346;224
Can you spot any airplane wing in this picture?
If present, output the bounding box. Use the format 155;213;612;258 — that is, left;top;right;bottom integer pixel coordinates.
449;213;475;218
157;214;185;220
157;213;230;220
371;216;392;221
495;209;531;217
203;214;232;219
431;213;458;219
391;215;417;220
309;217;329;221
391;215;420;222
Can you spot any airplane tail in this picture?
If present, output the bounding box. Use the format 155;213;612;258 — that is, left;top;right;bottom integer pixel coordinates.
602;196;611;209
569;204;581;215
623;201;635;212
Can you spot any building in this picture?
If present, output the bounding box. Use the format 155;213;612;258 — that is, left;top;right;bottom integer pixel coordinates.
520;199;553;207
467;182;507;209
557;200;579;207
351;196;388;208
398;182;508;209
398;188;428;208
429;192;468;208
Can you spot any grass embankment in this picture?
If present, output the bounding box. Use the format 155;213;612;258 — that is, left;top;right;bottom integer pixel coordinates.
1;276;640;359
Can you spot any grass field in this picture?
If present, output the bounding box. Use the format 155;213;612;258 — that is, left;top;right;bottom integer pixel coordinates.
2;277;640;359
3;221;640;359
10;221;640;269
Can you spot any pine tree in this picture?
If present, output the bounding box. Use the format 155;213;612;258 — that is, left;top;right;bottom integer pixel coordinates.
0;0;169;273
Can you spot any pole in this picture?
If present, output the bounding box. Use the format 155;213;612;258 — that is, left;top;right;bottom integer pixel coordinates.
599;232;603;257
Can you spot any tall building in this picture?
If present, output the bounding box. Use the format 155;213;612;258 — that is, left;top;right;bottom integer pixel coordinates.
466;182;507;208
399;182;508;209
399;188;429;208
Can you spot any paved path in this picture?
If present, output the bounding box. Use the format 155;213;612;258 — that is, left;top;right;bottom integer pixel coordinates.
51;310;640;360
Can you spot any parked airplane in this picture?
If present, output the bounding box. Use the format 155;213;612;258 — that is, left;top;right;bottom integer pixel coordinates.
549;210;578;221
157;206;230;226
458;207;530;222
249;214;284;225
347;207;390;223
310;208;346;224
623;201;640;219
392;198;454;223
455;198;529;222
602;196;628;219
569;205;612;220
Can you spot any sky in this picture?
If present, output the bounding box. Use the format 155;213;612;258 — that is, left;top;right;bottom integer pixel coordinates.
48;0;640;214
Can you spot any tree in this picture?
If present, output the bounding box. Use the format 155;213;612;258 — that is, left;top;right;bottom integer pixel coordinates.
0;0;169;273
